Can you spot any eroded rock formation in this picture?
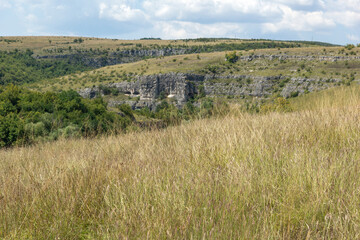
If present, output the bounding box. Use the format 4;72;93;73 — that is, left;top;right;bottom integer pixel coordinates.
78;72;342;110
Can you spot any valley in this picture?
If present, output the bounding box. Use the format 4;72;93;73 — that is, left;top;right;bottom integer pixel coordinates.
1;36;360;239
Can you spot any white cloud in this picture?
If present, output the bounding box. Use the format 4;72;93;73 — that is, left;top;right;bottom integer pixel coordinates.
56;5;65;10
142;0;282;22
329;11;360;27
329;0;360;11
0;0;11;8
99;2;147;23
25;14;37;22
263;6;335;32
155;21;244;39
274;0;319;6
278;0;314;4
347;34;360;42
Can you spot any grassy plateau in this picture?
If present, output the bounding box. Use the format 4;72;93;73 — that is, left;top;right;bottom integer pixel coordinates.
1;83;360;239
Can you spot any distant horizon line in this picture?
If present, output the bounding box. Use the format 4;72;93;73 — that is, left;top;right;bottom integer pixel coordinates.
0;35;342;46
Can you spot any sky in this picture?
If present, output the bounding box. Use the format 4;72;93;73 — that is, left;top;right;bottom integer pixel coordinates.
0;0;360;45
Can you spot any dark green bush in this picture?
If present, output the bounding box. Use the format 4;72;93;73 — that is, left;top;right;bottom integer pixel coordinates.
225;51;238;63
290;91;299;98
118;104;134;120
0;85;133;148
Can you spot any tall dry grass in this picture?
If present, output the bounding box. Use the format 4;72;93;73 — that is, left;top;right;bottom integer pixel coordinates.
1;85;360;239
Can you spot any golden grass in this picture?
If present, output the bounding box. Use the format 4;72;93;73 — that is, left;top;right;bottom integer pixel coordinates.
1;84;360;238
291;82;360;111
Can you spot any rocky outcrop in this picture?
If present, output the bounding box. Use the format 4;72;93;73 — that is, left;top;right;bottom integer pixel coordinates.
78;73;199;110
280;77;339;97
78;73;343;110
110;73;197;105
203;75;284;97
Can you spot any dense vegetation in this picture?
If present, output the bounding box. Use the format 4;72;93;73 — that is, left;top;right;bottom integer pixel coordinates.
0;85;132;147
0;84;226;148
0;50;91;85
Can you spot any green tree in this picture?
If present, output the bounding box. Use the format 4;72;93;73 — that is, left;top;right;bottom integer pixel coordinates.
0;113;24;147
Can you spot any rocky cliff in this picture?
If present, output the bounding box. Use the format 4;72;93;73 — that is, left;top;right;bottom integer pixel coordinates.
78;72;342;110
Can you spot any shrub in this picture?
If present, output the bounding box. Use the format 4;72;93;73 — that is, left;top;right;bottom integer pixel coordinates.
24;122;47;138
155;101;181;125
260;97;292;113
182;102;197;120
118;104;134;119
99;85;112;95
197;85;206;99
0;113;24;147
62;124;81;138
345;44;355;50
290;91;299;98
199;98;214;117
206;65;220;74
225;51;238;63
158;91;167;100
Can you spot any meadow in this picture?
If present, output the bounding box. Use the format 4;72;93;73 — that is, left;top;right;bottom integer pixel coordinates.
1;83;360;239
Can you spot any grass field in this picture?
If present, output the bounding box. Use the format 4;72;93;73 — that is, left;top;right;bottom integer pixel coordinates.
1;83;360;239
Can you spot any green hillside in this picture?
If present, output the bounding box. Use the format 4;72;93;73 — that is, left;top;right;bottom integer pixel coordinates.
0;50;90;85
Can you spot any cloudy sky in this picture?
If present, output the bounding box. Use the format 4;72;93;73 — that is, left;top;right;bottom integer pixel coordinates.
0;0;359;44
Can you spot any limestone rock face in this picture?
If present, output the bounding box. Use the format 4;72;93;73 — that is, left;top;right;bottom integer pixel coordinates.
78;87;99;99
78;73;199;110
78;72;343;110
280;77;339;98
203;75;284;97
109;73;197;106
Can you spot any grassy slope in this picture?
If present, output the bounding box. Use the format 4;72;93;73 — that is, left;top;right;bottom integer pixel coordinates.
27;46;360;92
1;84;360;239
